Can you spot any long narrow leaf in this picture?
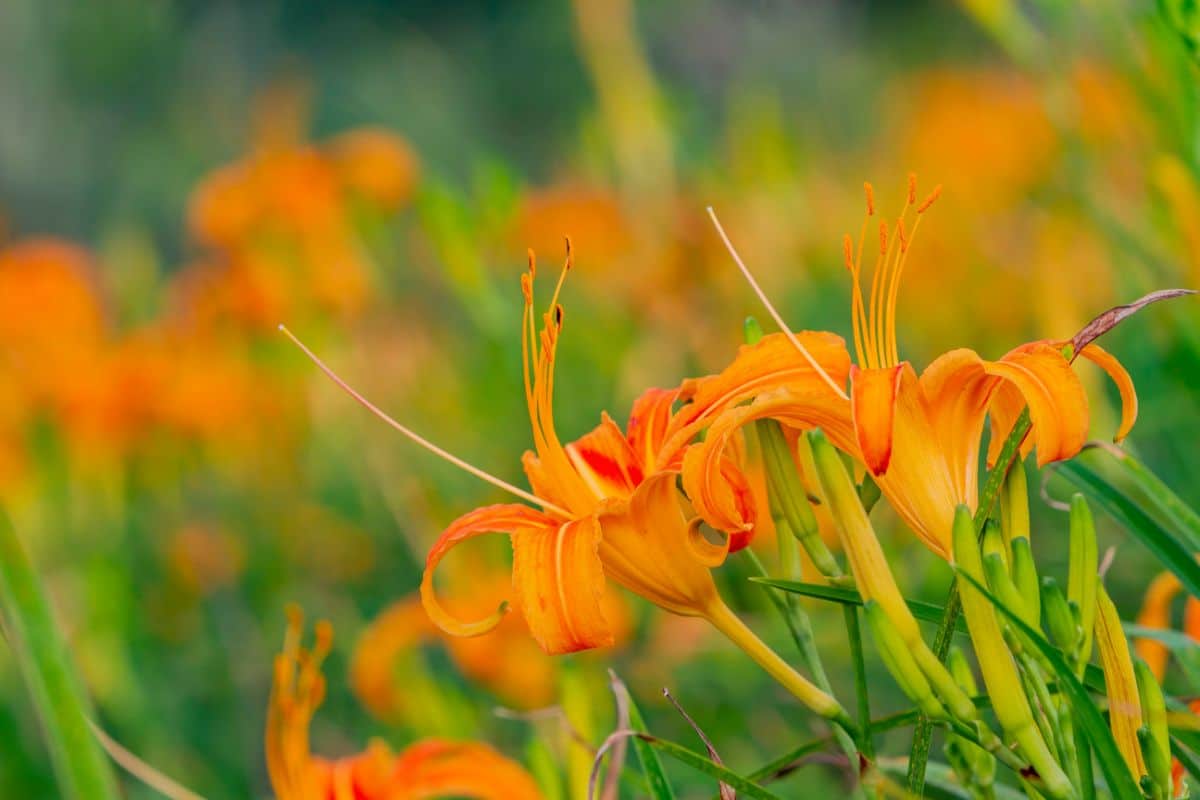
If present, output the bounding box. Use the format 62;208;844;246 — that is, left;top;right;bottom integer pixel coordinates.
621;685;676;800
1080;446;1200;551
0;511;121;800
1055;458;1200;598
956;569;1143;800
748;577;967;632
647;738;785;800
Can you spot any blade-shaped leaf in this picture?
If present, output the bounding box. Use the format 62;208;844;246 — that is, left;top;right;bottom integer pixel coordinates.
618;682;675;800
0;511;121;800
956;570;1143;800
647;738;785;800
749;577;967;632
1054;457;1200;599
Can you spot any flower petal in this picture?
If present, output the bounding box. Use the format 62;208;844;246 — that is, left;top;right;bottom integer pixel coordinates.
1133;571;1182;681
626;387;680;469
664;331;851;454
850;363;905;476
680;387;857;536
1076;343;1138;443
986;342;1090;467
392;739;544;799
421;504;557;639
597;472;720;617
511;515;613;654
564;412;643;500
920;348;1003;505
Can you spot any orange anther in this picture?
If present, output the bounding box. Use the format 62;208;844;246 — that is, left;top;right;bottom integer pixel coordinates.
864;182;875;216
527;248;537;278
907;173;917;205
843;234;855;270
563;236;574;270
897;218;909;253
918;185;943;213
879;220;888;255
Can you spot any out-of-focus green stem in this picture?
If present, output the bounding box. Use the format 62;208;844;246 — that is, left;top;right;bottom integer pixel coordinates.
906;409;1032;795
0;511;121;800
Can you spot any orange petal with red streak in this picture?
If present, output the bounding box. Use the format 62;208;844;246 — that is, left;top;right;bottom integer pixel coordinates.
850;363;905;476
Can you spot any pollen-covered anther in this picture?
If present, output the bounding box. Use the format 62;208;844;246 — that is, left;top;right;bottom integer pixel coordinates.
842;234;855;272
563;236;574;270
520;272;533;304
864;182;875;216
878;220;888;255
527;248;537;279
907;173;917;204
897;218;909;253
917;185;943;214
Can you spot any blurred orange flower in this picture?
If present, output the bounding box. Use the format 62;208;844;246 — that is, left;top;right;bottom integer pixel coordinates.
267;607;543;800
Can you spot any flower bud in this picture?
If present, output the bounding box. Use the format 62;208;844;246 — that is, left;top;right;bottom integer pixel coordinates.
759;421;842;579
1041;577;1078;655
1134;659;1171;791
864;601;947;720
1001;457;1030;545
1068;494;1098;667
1010;537;1041;632
1137;726;1171;800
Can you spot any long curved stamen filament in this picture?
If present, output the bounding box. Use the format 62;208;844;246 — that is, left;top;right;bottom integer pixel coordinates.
279;325;569;516
706;207;849;401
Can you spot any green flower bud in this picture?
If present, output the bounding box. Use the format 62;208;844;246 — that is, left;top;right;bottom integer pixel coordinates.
1001;457;1031;545
1010;537;1041;633
1068;494;1098;668
864;601;947;720
1135;661;1171;794
1041;577;1078;655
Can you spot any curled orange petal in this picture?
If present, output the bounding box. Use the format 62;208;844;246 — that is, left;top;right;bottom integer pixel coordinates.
986;342;1089;467
421;504;557;638
564;412;643;499
626;387;679;469
850;363;905;476
1134;571;1183;681
511;516;613;654
1076;343;1138;443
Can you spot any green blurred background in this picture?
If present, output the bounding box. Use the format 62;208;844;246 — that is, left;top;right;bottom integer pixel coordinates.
0;0;1197;797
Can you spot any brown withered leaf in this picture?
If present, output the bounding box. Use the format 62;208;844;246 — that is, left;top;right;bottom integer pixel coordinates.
664;688;735;800
1070;288;1196;354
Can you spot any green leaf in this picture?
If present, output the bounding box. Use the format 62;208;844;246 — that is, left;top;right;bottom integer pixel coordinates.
956;569;1143;800
647;738;784;800
748;577;967;632
622;687;676;800
1171;735;1200;783
1081;446;1200;550
0;510;121;800
1055;454;1200;599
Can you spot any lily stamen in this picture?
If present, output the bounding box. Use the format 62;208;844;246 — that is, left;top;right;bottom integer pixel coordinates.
278;324;569;517
705;206;850;401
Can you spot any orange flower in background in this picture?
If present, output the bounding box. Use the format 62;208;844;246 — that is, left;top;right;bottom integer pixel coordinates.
328;128;420;210
0;239;107;402
687;178;1137;558
351;560;630;715
267;607;543;800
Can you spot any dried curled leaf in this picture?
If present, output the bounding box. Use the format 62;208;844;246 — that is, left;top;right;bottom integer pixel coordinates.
1071;288;1196;354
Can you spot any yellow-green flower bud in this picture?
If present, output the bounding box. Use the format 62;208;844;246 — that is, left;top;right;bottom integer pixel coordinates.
1041;577;1078;655
808;430;975;721
981;519;1010;573
1010;537;1041;632
1068;494;1098;669
952;505;1073;800
1001;457;1030;546
983;551;1037;631
864;601;947;720
1135;659;1171;794
1137;726;1171;800
759;421;842;579
743;316;765;345
1095;584;1148;783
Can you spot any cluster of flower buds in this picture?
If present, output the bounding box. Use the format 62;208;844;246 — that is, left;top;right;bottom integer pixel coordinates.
756;418;1182;799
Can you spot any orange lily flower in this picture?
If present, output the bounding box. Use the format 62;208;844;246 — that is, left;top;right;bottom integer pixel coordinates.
284;246;851;725
686;178;1137;558
1133;571;1200;794
267;607;543;800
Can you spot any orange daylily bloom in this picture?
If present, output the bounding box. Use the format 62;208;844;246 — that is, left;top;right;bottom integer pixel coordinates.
267;608;542;800
419;250;760;655
688;178;1137;558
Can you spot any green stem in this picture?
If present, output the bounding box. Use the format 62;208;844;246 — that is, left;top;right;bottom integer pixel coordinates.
844;604;873;761
906;409;1033;795
0;510;121;800
744;549;863;785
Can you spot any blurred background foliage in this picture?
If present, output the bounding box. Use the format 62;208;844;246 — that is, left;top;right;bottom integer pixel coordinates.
0;0;1197;797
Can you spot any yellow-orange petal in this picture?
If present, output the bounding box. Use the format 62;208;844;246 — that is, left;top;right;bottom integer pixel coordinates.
421;504;557;638
985;342;1090;468
680;387;857;536
666;331;851;452
1134;571;1182;681
850;363;905;476
511;515;613;654
392;739;544;799
919;348;1002;505
626;387;679;470
597;472;721;617
1076;343;1138;443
